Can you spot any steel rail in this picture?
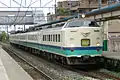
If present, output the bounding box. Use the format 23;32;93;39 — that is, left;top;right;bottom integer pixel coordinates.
3;46;54;80
3;44;120;80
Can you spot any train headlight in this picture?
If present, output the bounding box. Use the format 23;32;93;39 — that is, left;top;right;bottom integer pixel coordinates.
96;42;100;46
81;14;85;18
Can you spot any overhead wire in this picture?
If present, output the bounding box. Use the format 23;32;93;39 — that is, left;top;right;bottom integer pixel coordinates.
12;0;24;7
42;0;53;7
16;0;33;24
12;0;40;25
11;0;54;26
41;0;54;22
16;0;48;25
0;1;9;7
12;0;23;26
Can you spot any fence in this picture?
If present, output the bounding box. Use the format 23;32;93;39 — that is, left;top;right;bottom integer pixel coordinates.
108;37;120;52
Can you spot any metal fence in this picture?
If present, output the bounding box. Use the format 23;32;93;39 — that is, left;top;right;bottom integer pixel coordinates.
108;37;120;52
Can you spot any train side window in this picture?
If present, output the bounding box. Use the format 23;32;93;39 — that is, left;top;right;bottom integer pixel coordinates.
48;35;50;41
44;35;46;41
50;35;52;41
46;35;47;41
44;35;45;41
43;35;45;41
53;35;55;42
56;34;57;42
58;34;60;42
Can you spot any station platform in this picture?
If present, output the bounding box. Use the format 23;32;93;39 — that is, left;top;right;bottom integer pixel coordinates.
0;45;33;80
102;51;120;60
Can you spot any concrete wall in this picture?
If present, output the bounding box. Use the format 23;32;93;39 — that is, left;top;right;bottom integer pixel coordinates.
108;20;120;32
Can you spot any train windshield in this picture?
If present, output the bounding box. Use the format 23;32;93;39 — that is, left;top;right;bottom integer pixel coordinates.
65;20;100;28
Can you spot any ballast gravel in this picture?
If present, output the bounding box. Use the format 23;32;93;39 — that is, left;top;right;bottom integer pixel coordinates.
3;44;99;80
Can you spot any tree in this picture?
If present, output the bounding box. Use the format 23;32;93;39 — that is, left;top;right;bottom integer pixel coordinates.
1;31;8;43
56;8;71;16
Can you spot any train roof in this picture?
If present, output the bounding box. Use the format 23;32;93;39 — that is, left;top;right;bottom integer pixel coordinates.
34;15;77;28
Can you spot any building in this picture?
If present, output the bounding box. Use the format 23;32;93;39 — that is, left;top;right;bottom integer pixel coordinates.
47;0;118;21
57;0;110;14
33;10;46;24
47;13;56;22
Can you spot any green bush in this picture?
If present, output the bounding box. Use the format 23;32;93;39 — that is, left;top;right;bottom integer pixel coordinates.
1;31;9;43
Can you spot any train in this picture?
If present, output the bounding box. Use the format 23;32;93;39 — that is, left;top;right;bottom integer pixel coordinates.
9;18;103;65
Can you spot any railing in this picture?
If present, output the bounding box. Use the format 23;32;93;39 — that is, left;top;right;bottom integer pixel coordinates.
108;37;120;52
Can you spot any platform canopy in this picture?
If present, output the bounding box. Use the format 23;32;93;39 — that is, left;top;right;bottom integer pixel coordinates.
0;11;34;25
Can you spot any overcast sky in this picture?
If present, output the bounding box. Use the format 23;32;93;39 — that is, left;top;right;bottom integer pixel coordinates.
0;0;58;15
0;0;60;32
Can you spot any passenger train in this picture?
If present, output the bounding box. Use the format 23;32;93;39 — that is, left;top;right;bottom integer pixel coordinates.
9;18;103;65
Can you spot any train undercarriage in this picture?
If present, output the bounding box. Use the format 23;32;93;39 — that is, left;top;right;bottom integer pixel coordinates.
10;43;104;68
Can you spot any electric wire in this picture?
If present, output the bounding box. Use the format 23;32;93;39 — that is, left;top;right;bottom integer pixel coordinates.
11;0;40;26
12;0;40;26
12;0;23;26
0;0;54;27
0;0;9;7
14;0;34;25
42;0;53;7
12;0;24;7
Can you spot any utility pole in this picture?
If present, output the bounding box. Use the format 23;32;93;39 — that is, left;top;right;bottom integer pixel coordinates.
88;0;91;11
98;0;108;51
99;0;102;9
25;0;26;6
40;0;41;7
55;0;57;20
55;0;56;14
10;0;11;7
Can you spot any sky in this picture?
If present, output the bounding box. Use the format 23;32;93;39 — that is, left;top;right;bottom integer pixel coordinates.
0;0;59;32
0;0;57;15
0;0;79;32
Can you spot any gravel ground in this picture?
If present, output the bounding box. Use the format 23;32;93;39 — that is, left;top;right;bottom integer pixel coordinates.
3;44;99;80
4;46;48;80
100;69;120;79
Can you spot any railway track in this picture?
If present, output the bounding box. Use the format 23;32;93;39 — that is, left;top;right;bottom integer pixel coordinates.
2;44;120;80
58;64;120;80
85;71;120;80
3;46;53;80
53;55;120;80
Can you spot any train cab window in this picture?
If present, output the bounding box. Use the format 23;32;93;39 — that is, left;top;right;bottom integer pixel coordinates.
55;23;65;27
89;21;100;27
48;25;52;28
65;20;100;28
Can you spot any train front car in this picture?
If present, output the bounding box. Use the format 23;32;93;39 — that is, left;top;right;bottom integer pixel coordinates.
62;19;103;65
